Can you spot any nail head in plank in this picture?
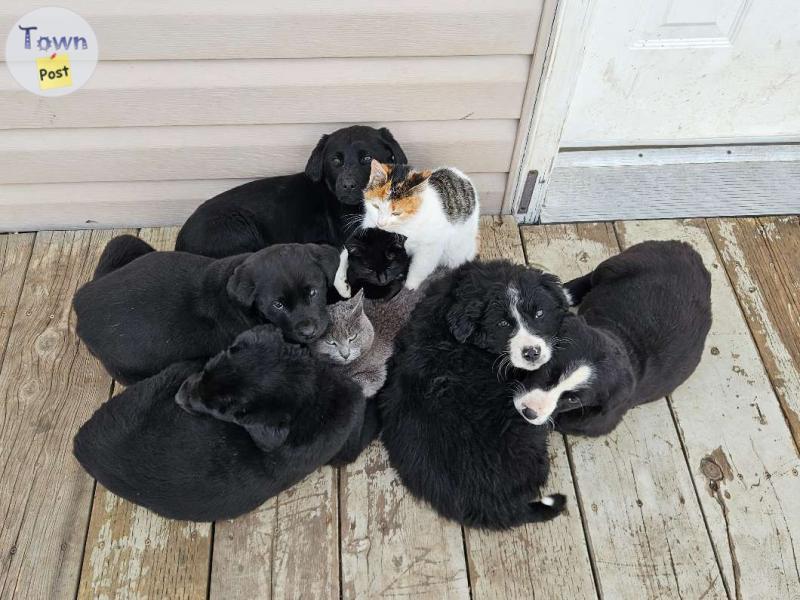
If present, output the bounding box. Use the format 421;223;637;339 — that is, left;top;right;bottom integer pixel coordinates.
466;216;596;599
521;222;726;600
0;230;123;599
615;219;800;599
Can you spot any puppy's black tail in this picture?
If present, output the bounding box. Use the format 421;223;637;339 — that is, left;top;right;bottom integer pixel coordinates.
526;493;567;522
94;235;155;279
563;273;593;307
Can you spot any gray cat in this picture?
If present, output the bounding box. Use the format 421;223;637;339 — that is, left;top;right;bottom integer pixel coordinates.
312;287;423;398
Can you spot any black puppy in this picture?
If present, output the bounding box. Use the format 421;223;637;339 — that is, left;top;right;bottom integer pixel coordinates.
346;229;410;301
74;237;342;384
175;125;408;257
73;326;376;521
379;260;570;529
513;241;712;436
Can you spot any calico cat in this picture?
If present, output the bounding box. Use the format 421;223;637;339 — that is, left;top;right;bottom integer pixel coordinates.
346;229;410;301
361;160;479;290
312;286;423;398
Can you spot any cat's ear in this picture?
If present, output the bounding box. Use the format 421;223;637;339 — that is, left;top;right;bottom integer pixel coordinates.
406;170;432;197
368;160;389;189
349;288;365;313
379;127;408;164
305;134;329;182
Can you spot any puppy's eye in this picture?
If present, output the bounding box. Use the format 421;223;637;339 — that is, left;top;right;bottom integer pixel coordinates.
360;154;372;165
309;288;317;298
534;310;544;319
331;155;343;167
561;394;579;405
498;320;510;328
272;300;284;310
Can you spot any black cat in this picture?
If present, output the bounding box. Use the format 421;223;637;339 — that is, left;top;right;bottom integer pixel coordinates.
346;229;410;301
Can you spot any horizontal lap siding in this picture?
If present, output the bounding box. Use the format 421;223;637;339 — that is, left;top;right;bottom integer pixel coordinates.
0;1;543;227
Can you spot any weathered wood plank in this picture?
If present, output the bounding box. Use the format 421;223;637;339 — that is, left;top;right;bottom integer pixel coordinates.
0;230;122;599
0;0;541;61
0;120;516;185
521;222;726;600
77;227;213;600
1;56;529;129
708;217;800;450
340;442;470;599
0;233;34;368
0;173;507;233
615;219;800;599
464;216;596;599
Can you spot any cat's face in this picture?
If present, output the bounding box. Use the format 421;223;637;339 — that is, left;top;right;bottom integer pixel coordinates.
346;229;410;288
362;160;431;232
312;289;375;364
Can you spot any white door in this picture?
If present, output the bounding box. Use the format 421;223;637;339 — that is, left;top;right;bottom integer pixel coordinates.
561;0;800;147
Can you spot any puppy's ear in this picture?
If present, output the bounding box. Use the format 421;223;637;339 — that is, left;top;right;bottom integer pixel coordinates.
305;134;329;182
446;296;485;343
379;127;407;164
243;421;290;452
540;272;570;310
307;244;342;285
227;262;256;308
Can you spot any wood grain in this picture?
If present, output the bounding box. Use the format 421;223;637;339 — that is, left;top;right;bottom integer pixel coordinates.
0;0;542;60
77;227;213;600
0;120;517;185
521;222;726;600
0;56;529;129
340;442;470;599
0;233;34;367
615;219;800;599
0;173;507;233
465;216;596;600
0;230;121;599
708;216;800;450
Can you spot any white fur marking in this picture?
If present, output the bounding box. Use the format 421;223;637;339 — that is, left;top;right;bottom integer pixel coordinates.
514;364;594;425
507;287;552;371
540;495;555;506
334;248;351;298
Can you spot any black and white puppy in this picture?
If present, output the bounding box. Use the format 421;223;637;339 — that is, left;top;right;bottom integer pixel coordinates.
175;125;408;258
513;240;712;436
345;229;410;301
73;325;376;522
74;236;346;384
379;260;570;529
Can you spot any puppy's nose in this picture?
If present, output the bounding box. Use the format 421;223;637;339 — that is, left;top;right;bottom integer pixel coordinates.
340;178;358;191
522;407;537;421
297;321;317;339
522;346;541;362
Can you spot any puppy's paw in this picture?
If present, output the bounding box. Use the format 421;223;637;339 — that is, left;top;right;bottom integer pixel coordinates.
334;248;351;298
527;493;567;522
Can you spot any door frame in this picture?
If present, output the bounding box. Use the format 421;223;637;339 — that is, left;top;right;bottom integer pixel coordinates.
503;0;598;222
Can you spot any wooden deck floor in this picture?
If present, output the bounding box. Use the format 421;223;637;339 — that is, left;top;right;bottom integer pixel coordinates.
0;216;799;600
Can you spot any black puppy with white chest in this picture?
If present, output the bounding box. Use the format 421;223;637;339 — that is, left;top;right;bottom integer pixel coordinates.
175;125;407;257
73;325;376;521
73;235;342;384
379;260;570;529
513;240;712;436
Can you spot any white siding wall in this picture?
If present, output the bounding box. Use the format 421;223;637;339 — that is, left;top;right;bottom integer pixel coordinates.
0;0;544;231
